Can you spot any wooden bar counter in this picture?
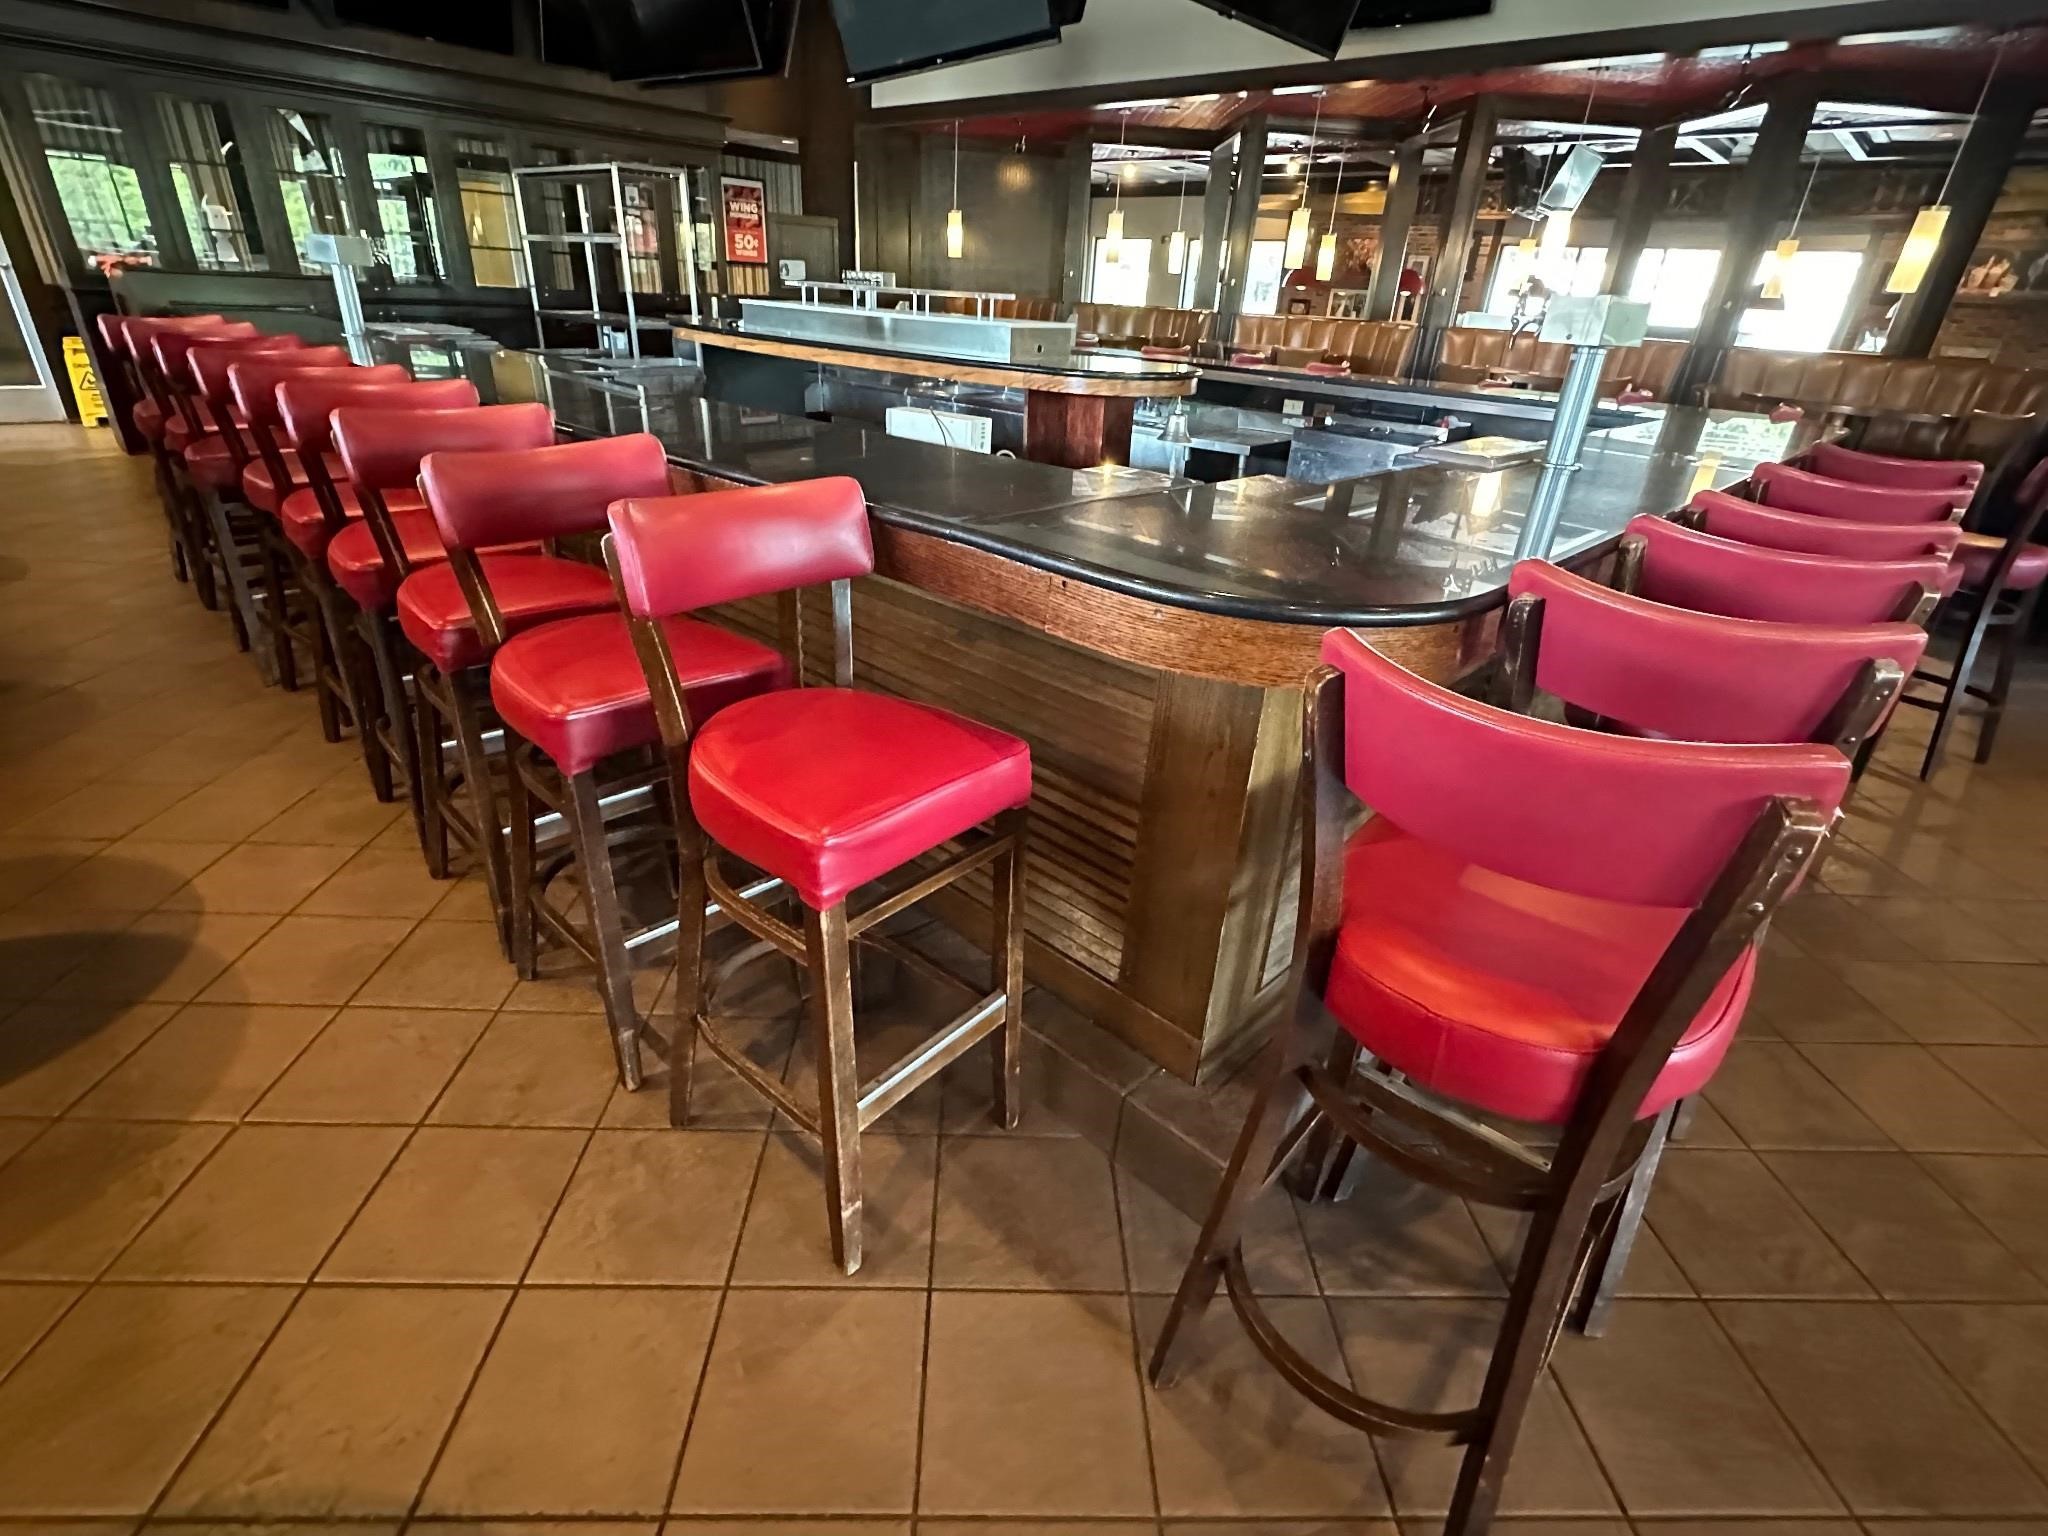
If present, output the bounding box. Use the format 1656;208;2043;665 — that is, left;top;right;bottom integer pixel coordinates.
436;346;1809;1082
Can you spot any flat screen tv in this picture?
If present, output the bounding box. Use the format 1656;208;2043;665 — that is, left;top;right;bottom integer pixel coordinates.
828;0;1081;84
1540;145;1605;215
1184;0;1358;56
554;0;800;83
1351;0;1493;25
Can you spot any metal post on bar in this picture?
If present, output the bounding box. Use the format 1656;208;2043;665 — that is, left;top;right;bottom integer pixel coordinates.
307;233;377;365
1512;295;1650;562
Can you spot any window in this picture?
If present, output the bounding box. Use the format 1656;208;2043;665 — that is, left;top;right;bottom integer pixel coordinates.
365;124;442;283
1485;242;1610;314
1176;240;1205;309
525;147;585;290
454;135;524;288
1090;237;1152;305
156;95;266;270
1737;249;1864;353
1241;239;1286;315
22;75;155;269
1627;247;1723;331
268;108;352;272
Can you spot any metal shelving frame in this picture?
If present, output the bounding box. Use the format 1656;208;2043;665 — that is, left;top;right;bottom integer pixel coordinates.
511;160;698;359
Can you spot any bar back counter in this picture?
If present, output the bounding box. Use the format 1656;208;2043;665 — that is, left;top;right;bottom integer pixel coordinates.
393;338;1810;1081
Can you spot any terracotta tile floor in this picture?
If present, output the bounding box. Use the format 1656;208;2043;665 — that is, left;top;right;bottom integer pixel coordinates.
2;421;2047;1534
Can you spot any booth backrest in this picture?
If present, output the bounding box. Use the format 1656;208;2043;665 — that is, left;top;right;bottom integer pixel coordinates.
1436;326;1688;402
1227;314;1417;377
1713;348;2048;458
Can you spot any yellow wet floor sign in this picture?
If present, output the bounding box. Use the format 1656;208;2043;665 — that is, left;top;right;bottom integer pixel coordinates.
62;335;108;426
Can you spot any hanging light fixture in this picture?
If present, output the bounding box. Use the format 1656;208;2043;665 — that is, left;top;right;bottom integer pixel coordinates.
946;120;964;259
1887;33;2006;295
1760;158;1821;301
1105;110;1129;264
1284;91;1322;270
1533;67;1598;282
1315;140;1344;282
1166;169;1189;275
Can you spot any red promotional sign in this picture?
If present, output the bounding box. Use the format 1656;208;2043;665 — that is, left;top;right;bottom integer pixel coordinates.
721;176;768;265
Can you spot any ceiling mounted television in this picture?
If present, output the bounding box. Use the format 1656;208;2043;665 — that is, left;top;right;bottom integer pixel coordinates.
1351;0;1493;25
828;0;1084;84
1184;0;1358;57
555;0;800;83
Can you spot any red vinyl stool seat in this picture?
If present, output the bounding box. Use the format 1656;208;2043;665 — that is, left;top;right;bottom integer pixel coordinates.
1323;817;1751;1127
242;451;347;514
326;513;444;611
280;483;427;561
133;399;166;442
1959;533;2048;593
396;554;616;674
492;614;788;779
687;686;1032;911
182;435;241;491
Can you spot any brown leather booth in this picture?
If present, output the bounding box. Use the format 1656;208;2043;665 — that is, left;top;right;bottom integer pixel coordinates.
1226;315;1418;378
1436;326;1688;402
1711;348;2048;459
1068;303;1218;350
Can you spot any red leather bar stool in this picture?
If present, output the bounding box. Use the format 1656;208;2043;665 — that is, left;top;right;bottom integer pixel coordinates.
122;318;253;590
1750;461;1963;525
1683;489;1965;566
475;492;788;1086
606;478;1033;1272
274;375;482;781
1150;629;1849;1536
1618;515;1948;626
407;434;667;952
1903;458;2048;776
185;343;355;674
230;355;400;696
1807;439;1982;504
330;402;559;842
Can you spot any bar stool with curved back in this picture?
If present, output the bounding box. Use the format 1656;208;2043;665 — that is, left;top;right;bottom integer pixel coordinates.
1806;440;1981;503
409;435;668;952
1750;461;1964;525
127;320;256;594
1683;489;1965;565
275;375;482;790
185;343;354;677
423;444;786;1085
606;479;1034;1272
1618;516;1947;626
331;402;560;841
230;355;399;702
1905;457;2048;776
1150;630;1850;1536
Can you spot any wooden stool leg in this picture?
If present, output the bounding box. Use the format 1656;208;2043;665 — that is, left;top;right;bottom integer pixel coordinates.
990;809;1027;1128
202;492;273;684
361;614;423;836
447;668;514;955
256;529;300;695
805;903;864;1275
1922;600;1995;779
1976;588;2038;765
570;768;645;1090
1150;1038;1319;1387
1570;1103;1675;1338
668;839;708;1129
415;669;453;880
505;744;541;982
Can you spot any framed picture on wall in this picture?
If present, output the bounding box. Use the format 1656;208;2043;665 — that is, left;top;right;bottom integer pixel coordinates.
721;176;768;265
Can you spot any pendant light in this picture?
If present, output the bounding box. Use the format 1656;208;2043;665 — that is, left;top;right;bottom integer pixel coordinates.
1284;91;1323;270
1887;34;2006;295
1105;110;1129;265
1760;157;1821;301
1166;171;1189;275
1533;68;1599;283
1315;140;1343;282
946;120;964;259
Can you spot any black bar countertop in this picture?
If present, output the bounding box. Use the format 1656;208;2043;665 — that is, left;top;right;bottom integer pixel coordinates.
383;339;1808;630
672;316;1198;388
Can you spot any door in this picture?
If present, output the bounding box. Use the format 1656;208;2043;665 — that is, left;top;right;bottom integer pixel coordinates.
767;213;839;294
0;225;65;423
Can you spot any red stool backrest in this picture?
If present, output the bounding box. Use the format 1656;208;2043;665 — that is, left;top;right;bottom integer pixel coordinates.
419;433;670;551
606;477;874;618
1319;628;1850;909
1808;440;1981;493
1506;559;1926;747
194;343;349;411
1751;462;1957;525
331;402;557;493
154;329;300;386
231;357;395;432
1688;490;1962;562
1623;515;1945;626
277;377;480;458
